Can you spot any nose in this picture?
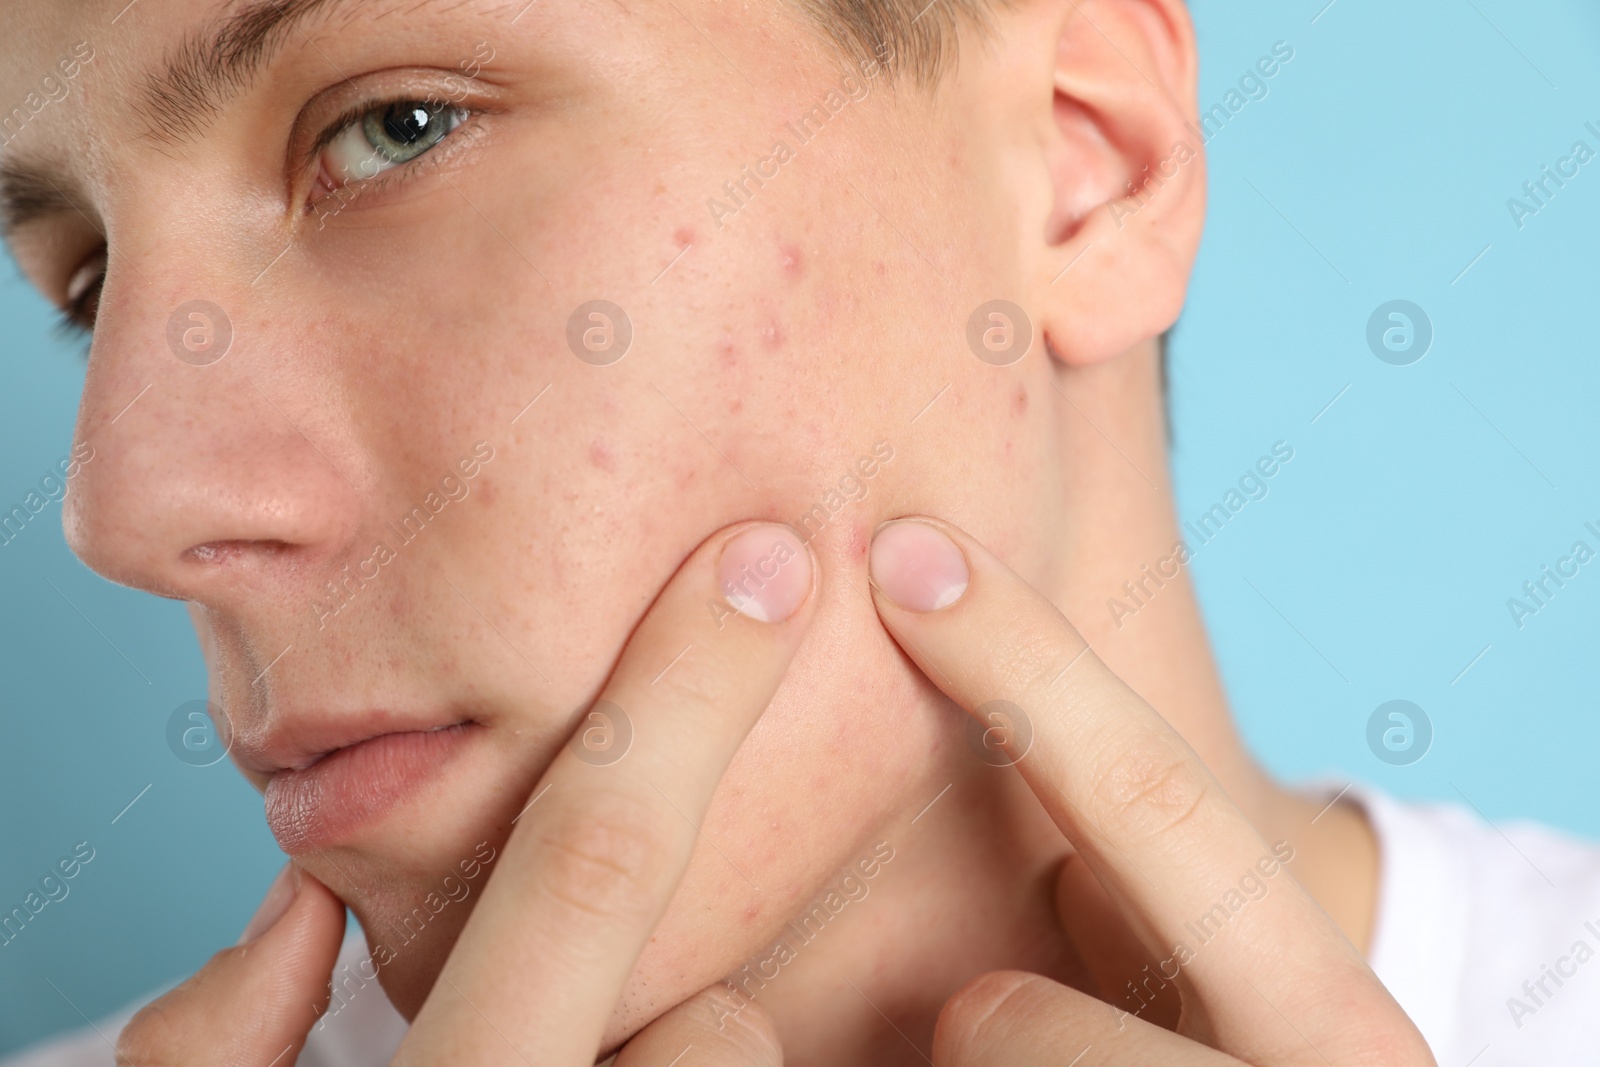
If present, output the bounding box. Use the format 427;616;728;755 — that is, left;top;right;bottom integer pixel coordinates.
64;268;361;609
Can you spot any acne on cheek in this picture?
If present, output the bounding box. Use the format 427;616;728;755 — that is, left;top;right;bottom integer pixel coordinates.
759;319;786;350
588;438;617;473
718;335;739;371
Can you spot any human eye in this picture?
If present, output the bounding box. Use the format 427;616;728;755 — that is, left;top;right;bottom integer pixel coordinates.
310;97;469;200
54;247;107;341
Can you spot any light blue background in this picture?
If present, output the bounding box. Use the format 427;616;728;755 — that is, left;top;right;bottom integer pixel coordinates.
3;0;1598;1055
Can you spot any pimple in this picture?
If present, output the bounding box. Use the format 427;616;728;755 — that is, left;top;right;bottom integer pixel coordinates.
780;243;804;280
588;438;616;472
674;225;695;247
718;335;739;369
847;521;869;561
759;318;786;350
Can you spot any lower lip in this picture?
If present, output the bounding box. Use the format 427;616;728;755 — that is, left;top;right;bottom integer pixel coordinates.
264;723;473;853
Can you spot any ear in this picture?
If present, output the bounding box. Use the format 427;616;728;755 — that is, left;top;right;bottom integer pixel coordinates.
992;0;1206;366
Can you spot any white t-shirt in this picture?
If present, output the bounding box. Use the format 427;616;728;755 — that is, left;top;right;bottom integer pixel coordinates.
1352;786;1600;1065
6;785;1599;1065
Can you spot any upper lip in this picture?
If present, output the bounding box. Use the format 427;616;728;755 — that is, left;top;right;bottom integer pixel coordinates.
230;709;473;775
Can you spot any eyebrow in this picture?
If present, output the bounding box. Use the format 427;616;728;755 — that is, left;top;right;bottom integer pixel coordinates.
137;0;348;145
0;0;362;238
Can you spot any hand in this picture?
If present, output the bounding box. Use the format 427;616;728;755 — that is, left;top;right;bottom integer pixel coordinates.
115;521;816;1066
865;517;1435;1067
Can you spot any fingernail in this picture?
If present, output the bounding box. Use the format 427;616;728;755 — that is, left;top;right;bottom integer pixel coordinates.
238;863;298;945
719;524;812;623
869;520;969;611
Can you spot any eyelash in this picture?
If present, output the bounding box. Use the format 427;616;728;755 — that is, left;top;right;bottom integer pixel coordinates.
55;253;106;341
53;95;480;342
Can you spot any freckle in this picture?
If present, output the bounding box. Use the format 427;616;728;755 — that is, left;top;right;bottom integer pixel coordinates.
588;438;616;472
675;226;695;248
780;243;804;280
1013;386;1028;417
760;319;786;350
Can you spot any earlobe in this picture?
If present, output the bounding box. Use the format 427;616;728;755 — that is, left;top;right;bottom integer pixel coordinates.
1027;0;1206;367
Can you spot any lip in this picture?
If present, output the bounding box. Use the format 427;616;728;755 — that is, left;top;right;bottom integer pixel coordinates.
263;722;476;853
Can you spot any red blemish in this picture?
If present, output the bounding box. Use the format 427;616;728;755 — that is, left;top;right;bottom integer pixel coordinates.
846;521;869;560
674;226;695;247
780;243;804;280
718;335;739;369
588;438;616;472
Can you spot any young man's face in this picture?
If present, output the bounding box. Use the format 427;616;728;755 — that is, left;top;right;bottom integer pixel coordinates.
1;0;1200;1045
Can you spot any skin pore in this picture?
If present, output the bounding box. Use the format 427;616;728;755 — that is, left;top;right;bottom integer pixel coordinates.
0;0;1377;1063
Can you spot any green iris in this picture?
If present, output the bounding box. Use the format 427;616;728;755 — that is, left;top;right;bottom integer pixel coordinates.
359;101;457;165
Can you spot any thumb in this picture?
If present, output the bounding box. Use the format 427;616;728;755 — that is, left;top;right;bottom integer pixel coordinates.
612;985;783;1067
1054;852;1180;1031
116;863;347;1067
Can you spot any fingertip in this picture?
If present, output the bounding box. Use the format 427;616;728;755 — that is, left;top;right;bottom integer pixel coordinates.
717;522;815;624
119;865;347;1066
239;864;344;945
868;518;970;613
238;863;298;945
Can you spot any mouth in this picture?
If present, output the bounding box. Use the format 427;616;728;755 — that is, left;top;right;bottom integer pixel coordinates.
260;720;478;853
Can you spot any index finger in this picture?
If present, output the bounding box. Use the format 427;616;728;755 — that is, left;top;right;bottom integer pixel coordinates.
398;521;816;1066
865;517;1405;1061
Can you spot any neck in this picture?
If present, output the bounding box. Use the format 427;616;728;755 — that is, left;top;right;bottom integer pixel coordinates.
754;339;1377;1066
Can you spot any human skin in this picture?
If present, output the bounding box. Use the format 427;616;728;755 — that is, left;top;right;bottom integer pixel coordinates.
1;0;1379;1063
103;518;1431;1067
